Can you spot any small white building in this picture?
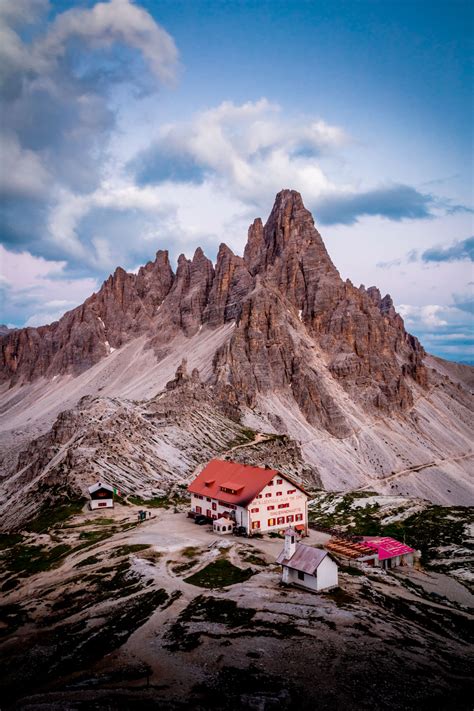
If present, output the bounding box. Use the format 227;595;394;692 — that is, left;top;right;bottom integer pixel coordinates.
88;482;114;510
213;516;234;535
276;528;338;593
188;459;308;536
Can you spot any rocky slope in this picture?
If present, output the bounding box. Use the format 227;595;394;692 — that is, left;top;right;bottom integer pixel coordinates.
0;190;472;519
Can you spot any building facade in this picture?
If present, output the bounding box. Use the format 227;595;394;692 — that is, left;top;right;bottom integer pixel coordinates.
88;482;114;510
277;528;338;592
188;459;308;535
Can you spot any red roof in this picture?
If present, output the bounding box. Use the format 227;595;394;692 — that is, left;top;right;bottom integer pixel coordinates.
363;537;414;560
188;459;306;507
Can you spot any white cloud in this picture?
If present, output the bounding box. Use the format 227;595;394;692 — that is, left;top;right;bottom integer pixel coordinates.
132;99;347;204
37;0;178;83
0;245;98;327
398;304;450;328
0;132;51;198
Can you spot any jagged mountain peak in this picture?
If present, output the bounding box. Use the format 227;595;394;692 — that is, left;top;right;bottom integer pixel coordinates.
0;189;427;420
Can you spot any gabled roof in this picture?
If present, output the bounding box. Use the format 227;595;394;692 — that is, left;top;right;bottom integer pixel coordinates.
276;543;329;575
88;482;113;494
188;459;307;507
363;537;414;560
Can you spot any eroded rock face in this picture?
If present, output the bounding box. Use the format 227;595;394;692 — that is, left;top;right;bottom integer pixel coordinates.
0;189;427;433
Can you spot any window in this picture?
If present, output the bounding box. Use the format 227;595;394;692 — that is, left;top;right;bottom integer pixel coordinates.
277;516;285;524
267;481;273;486
206;497;211;502
257;494;262;499
196;506;202;514
295;513;303;521
278;503;289;509
277;479;283;485
222;526;227;532
212;502;217;510
268;518;276;526
212;514;217;520
287;489;296;495
265;493;272;498
267;505;275;511
251;507;259;513
251;520;260;530
287;515;294;523
276;491;282;497
206;509;211;517
298;571;305;581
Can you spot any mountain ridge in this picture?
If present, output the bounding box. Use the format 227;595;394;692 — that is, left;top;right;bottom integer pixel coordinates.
0;190;472;520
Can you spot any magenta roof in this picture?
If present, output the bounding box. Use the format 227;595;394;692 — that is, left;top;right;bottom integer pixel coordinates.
363;537;414;560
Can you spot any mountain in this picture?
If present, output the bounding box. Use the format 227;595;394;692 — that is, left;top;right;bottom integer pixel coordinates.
0;190;472;527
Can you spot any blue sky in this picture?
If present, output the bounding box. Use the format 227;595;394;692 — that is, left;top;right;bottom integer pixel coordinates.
0;0;472;361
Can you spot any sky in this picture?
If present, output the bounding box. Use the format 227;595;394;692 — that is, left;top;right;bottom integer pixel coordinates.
0;0;473;362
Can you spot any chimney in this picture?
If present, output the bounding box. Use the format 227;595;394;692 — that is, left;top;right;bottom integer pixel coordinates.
284;527;296;559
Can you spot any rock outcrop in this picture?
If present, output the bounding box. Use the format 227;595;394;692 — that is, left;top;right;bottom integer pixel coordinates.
1;189;428;430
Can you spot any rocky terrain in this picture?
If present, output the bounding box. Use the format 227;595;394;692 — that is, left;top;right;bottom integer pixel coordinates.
0;504;472;710
0;191;472;523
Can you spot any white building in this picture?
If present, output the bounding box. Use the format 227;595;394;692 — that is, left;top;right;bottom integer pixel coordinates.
277;528;338;592
188;459;308;536
88;481;114;510
213;516;234;535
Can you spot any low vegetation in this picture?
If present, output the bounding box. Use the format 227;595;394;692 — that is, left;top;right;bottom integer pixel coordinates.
1;542;72;579
309;492;474;573
184;558;254;588
25;497;86;534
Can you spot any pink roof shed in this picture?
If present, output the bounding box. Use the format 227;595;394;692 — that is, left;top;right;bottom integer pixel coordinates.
363;537;414;561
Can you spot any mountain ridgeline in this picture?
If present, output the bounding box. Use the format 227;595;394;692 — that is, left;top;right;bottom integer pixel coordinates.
1;190;426;427
1;190;473;523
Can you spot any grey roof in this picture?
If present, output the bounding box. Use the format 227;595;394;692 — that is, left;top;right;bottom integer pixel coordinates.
88;481;113;494
276;543;328;575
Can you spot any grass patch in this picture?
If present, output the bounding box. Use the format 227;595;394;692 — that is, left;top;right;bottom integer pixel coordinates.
184;559;254;588
340;564;365;576
182;546;200;558
241;552;268;566
111;544;151;558
128;495;171;508
322;587;356;607
382;506;473;566
165;595;303;652
74;554;101;568
1;543;72;578
0;534;24;550
25;498;86;534
172;560;197;575
77;529;116;549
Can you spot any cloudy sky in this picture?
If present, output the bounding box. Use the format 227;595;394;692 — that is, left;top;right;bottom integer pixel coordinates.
1;0;472;362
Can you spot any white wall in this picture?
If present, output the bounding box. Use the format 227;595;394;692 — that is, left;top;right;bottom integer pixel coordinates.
90;499;113;510
247;476;307;534
316;556;338;591
191;477;307;535
282;555;338;593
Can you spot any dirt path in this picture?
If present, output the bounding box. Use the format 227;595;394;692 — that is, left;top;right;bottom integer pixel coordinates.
356;450;474;491
183;431;276;483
